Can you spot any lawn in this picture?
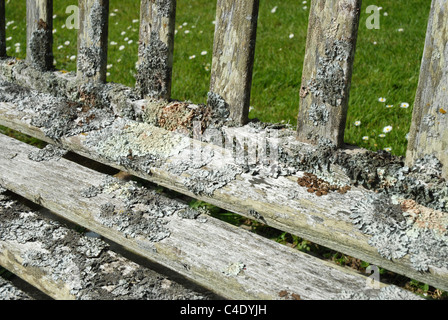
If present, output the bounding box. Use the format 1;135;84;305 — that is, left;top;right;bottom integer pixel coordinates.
1;0;431;156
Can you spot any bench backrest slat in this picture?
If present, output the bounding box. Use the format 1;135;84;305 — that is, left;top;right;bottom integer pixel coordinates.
26;0;53;71
296;0;361;148
77;0;109;83
406;0;448;179
208;0;260;126
136;0;176;101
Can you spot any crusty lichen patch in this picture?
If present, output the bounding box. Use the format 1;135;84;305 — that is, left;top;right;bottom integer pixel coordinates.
83;118;190;165
350;193;448;272
0;191;209;300
339;285;423;300
28;144;68;162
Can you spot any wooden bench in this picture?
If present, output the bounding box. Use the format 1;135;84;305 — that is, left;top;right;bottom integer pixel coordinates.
0;0;447;300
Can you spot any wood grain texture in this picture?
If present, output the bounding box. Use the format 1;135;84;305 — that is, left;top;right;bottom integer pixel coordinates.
208;0;259;126
26;0;53;71
136;0;176;100
406;0;448;179
77;0;109;83
0;188;208;300
297;0;361;147
0;101;447;292
0;133;421;300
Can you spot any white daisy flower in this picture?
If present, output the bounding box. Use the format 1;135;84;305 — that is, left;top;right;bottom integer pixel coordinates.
354;121;361;126
378;97;386;102
400;102;410;108
383;125;393;133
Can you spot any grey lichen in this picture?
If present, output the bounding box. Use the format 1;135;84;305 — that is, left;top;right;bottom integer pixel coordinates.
0;277;33;300
83;119;189;175
153;0;174;17
308;40;350;107
80;176;192;241
28;144;68;162
339;285;423;300
206;91;233;127
308;103;329;126
182;164;243;196
350;193;448;271
166;148;215;175
221;262;245;277
136;31;170;99
77;46;102;79
28;27;53;71
0;193;209;300
0;80;115;140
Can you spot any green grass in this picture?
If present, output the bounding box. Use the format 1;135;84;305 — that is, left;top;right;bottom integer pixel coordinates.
2;0;431;156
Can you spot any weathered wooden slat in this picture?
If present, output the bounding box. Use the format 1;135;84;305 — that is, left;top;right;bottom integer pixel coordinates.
406;0;448;179
77;0;109;83
208;0;259;126
0;98;447;293
26;0;53;71
0;0;5;57
136;0;176;101
0;277;33;300
0;133;422;300
0;188;210;300
297;0;361;148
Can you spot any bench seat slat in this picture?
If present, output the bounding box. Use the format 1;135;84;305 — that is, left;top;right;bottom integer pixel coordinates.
0;133;423;300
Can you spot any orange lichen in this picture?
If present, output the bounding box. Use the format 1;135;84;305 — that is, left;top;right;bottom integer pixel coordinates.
400;199;447;234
